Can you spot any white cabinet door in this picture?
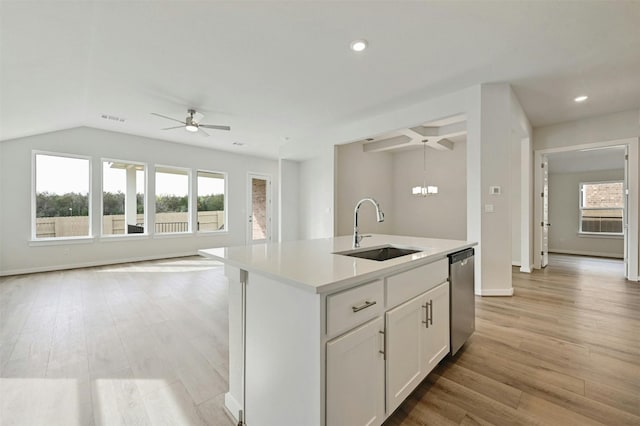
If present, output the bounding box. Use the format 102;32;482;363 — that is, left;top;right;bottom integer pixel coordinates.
385;293;425;414
327;317;385;426
422;281;450;374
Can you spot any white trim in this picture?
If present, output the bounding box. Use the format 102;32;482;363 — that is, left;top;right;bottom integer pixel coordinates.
152;231;193;239
0;251;199;277
196;169;228;234
511;261;521;267
549;249;624;259
99;234;150;242
246;172;272;244
534;137;639;281
224;393;242;424
32;150;93;240
477;288;514;296
154;164;192;234
577;232;623;239
29;236;95;246
520;264;533;273
100;157;148;237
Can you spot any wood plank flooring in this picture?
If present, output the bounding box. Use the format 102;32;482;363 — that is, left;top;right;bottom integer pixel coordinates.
1;254;638;425
0;257;233;426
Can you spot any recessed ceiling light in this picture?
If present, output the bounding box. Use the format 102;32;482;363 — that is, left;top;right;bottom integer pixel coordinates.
350;39;368;52
574;95;589;103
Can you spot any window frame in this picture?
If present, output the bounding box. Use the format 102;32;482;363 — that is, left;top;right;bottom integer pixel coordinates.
31;150;94;242
578;180;624;236
154;164;193;236
196;169;229;235
100;158;149;239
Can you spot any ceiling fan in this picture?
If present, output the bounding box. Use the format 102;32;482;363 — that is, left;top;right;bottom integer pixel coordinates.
151;109;230;136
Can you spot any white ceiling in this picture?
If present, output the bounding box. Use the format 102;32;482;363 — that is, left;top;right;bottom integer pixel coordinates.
1;2;639;159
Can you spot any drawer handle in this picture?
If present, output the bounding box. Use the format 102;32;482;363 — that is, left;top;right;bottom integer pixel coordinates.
352;300;377;312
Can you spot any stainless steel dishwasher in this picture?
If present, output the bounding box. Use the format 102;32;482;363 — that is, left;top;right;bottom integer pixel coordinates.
448;248;475;355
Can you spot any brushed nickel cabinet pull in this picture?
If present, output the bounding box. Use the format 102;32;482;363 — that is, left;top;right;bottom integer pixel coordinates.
428;300;433;326
379;330;385;360
422;303;428;328
352;300;376;312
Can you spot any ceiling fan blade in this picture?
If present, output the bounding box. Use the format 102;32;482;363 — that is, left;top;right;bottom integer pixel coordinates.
200;124;231;131
151;112;185;125
161;125;184;130
198;127;210;137
193;111;205;123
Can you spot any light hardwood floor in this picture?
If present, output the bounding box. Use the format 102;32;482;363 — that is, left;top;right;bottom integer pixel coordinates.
1;254;638;425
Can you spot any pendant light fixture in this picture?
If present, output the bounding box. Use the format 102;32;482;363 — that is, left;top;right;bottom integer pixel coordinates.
412;140;438;196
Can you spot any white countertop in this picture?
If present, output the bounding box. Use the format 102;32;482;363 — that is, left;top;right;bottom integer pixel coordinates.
198;234;476;294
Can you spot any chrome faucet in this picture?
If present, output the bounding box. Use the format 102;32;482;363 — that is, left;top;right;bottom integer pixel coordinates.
353;198;385;248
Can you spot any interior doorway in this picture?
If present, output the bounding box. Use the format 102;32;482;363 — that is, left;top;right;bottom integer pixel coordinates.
534;139;638;281
247;173;271;244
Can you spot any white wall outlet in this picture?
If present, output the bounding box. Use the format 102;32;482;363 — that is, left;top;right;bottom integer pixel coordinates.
485;204;494;213
490;186;501;195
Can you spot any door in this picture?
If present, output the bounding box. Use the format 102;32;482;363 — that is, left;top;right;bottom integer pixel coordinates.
541;155;550;267
422;282;450;373
247;174;271;244
385;293;425;414
326;317;385;426
624;145;629;278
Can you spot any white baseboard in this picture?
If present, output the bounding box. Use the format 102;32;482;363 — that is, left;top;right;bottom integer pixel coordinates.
549;249;624;259
224;393;241;423
477;288;514;296
512;260;521;267
519;264;533;273
0;251;198;276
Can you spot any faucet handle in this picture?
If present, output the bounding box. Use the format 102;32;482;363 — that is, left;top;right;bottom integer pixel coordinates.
360;234;372;240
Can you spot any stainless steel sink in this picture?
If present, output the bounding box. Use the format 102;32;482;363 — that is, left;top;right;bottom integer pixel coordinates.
335;245;422;261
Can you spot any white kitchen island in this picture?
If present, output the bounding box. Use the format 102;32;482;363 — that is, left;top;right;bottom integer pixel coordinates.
199;234;476;426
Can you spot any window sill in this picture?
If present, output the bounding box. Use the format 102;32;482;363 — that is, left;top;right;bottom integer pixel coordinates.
99;234;150;242
197;231;229;237
152;232;194;239
29;236;95;247
577;232;623;239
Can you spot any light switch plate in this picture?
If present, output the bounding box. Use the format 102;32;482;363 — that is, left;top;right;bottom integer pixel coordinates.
485;204;494;213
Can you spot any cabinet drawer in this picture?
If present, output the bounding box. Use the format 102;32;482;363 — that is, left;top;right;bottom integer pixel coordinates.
386;259;448;309
327;279;384;337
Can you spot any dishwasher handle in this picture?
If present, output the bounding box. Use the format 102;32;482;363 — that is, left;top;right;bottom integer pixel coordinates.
448;248;474;264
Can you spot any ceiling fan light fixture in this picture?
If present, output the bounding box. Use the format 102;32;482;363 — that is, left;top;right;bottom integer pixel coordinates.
185;124;198;132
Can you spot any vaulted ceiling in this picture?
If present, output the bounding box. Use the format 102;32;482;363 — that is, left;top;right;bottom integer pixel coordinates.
1;1;639;159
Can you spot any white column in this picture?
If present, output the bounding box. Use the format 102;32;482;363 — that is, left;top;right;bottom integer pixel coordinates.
125;166;137;232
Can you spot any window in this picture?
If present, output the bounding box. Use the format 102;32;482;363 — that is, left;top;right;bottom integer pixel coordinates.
579;181;624;234
197;171;226;232
155;166;190;234
34;153;91;239
102;161;146;235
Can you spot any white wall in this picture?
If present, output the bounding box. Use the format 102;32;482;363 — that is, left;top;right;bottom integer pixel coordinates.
334;142;394;236
511;131;521;265
391;144;467;240
279;159;300;241
298;146;334;240
549;169;624;258
534;110;640;150
0;127;279;275
334;141;467;240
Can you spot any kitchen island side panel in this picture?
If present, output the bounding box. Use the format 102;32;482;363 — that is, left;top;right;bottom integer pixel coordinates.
245;271;322;426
